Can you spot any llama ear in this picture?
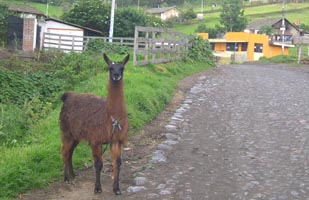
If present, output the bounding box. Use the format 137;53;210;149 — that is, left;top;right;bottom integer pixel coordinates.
103;53;112;65
122;54;130;65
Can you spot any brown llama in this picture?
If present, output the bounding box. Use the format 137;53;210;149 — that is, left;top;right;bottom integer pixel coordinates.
59;53;130;195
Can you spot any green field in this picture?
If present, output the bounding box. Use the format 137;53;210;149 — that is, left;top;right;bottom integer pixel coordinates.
2;1;309;34
173;2;309;35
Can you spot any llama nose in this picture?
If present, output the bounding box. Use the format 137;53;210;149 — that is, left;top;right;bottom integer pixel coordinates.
112;74;122;81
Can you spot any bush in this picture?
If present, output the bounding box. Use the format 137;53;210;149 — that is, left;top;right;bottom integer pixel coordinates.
86;39;129;55
0;51;105;145
181;7;196;21
195;23;225;38
186;36;215;65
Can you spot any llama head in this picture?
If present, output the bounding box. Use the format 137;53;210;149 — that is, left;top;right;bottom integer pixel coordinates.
103;53;130;82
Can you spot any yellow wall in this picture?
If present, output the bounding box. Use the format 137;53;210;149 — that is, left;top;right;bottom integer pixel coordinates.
268;46;289;57
214;43;226;51
196;32;209;39
226;32;269;61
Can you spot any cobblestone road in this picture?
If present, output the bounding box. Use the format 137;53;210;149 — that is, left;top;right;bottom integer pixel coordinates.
128;63;309;200
23;63;309;200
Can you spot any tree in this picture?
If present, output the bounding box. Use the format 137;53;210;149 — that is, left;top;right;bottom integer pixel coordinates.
114;8;164;37
114;8;147;37
181;7;196;21
0;3;13;47
258;25;274;36
220;0;247;32
195;23;225;38
62;0;111;35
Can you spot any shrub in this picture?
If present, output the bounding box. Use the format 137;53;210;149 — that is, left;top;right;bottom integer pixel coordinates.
86;39;129;55
186;36;215;65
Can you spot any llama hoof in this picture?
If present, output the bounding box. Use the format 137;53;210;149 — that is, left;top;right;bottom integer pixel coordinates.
94;188;102;193
114;189;122;195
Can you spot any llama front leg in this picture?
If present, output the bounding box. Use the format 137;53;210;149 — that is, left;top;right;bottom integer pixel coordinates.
91;144;103;193
111;142;122;195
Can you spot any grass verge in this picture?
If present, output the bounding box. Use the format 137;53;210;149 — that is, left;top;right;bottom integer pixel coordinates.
0;56;213;199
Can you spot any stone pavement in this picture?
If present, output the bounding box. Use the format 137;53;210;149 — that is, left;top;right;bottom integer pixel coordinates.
126;63;309;200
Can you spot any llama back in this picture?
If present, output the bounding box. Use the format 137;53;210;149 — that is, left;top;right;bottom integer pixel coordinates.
60;92;109;142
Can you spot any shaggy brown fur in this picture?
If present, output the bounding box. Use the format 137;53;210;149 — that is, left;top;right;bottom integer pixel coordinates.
59;54;130;195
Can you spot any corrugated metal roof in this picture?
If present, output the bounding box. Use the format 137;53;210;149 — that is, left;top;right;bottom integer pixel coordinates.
146;6;177;14
45;18;103;35
246;18;281;29
8;4;44;15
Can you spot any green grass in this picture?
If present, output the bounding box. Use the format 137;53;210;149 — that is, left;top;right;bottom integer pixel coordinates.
172;2;309;35
259;46;309;64
0;54;213;199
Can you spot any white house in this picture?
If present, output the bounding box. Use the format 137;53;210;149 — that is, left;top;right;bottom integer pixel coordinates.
146;6;179;21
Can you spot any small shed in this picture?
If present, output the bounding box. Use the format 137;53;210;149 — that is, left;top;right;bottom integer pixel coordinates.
146;6;179;21
39;18;102;52
7;4;102;52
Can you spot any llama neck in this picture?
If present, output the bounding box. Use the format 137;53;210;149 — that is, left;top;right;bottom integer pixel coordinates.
106;80;126;117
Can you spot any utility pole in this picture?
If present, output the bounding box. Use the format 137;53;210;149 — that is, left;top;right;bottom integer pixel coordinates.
281;0;286;55
109;0;115;42
138;0;140;11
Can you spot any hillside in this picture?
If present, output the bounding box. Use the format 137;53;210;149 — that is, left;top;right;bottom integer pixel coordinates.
173;2;309;34
1;1;309;35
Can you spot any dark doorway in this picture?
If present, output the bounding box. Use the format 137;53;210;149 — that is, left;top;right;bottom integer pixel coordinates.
36;25;41;50
8;16;23;50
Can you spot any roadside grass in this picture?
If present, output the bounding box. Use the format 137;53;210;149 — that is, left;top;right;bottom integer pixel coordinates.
259;54;297;63
0;55;213;199
259;46;309;64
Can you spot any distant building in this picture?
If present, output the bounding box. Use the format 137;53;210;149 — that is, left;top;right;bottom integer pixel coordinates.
146;6;179;21
197;32;294;62
244;18;302;43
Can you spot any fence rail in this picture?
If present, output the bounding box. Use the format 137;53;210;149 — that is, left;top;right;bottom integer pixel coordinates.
42;32;134;52
133;26;192;66
42;27;192;66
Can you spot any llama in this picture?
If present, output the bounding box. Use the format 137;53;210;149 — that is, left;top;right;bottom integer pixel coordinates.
59;53;130;195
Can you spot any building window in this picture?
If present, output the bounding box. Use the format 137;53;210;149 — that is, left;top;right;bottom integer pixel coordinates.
241;43;248;51
226;42;238;51
254;43;263;53
210;43;214;50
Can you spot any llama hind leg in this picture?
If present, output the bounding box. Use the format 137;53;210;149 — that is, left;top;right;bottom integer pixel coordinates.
68;141;78;178
91;144;103;193
62;139;78;183
111;142;122;195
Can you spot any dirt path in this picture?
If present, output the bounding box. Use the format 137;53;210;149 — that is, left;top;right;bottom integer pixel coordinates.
21;63;309;200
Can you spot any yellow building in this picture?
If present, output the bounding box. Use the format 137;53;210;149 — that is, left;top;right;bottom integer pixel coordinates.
197;32;294;62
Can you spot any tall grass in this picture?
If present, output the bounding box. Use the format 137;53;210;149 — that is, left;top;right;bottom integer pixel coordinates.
0;54;213;199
